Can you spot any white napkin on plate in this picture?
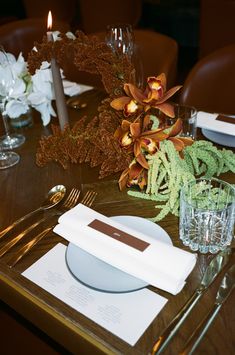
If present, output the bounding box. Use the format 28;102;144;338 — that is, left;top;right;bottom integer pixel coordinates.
53;204;197;295
62;79;93;97
197;111;235;136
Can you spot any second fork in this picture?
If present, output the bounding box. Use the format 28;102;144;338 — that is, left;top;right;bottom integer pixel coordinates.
0;188;80;259
8;190;97;267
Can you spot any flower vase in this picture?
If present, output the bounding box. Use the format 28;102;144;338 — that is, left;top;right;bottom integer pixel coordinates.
10;108;33;128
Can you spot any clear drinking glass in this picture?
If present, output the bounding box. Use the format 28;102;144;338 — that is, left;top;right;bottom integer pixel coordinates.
0;144;20;169
106;23;134;58
180;178;235;254
159;103;197;140
0;47;25;150
106;24;144;88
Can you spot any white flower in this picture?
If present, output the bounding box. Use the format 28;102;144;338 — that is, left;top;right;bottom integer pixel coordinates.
11;53;27;78
0;51;56;125
52;31;76;41
65;31;76;40
5;99;29;118
0;52;30;118
28;92;56;126
27;61;56;125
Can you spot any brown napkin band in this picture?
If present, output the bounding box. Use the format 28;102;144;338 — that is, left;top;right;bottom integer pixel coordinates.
216;115;235;125
88;219;150;251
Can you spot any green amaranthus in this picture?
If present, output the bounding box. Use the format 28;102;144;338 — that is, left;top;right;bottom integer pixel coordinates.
128;140;235;221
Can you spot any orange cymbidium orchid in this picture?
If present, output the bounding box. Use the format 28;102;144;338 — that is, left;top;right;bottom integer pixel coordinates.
117;117;194;190
110;73;182;118
166;118;194;151
114;115;168;169
118;160;148;191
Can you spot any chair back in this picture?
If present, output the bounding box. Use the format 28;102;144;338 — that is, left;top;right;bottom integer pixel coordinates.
22;0;77;24
0;18;70;59
134;29;178;88
79;0;142;33
179;44;235;115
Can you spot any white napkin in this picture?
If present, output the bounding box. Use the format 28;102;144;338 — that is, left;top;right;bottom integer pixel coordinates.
53;204;197;295
197;111;235;136
62;79;93;97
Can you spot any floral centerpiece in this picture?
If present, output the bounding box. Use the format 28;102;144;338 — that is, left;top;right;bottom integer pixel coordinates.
0;50;56;126
26;31;235;221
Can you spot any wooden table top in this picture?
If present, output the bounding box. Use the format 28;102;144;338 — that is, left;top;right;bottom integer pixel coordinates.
0;91;234;355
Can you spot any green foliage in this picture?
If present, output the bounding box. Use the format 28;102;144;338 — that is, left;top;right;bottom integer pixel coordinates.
128;140;235;221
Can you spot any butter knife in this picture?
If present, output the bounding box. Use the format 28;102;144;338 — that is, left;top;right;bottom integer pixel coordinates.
151;248;233;355
0;216;47;258
179;264;235;355
8;225;53;267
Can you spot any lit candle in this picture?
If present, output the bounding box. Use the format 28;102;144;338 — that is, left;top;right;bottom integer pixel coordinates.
47;11;69;130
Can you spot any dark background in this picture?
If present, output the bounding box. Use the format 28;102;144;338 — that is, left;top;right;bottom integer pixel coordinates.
0;0;200;82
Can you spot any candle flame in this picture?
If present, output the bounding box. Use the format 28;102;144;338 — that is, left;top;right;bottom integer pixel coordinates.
47;11;52;30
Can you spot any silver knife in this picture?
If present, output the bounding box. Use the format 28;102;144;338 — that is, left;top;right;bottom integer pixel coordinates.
151;248;233;355
179;264;235;355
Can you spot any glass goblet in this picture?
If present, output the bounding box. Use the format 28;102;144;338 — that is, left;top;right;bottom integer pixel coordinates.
0;48;25;149
0;144;20;169
105;24;144;88
106;23;134;59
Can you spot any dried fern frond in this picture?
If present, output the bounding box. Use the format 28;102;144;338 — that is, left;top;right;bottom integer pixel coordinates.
27;31;134;97
36;111;132;178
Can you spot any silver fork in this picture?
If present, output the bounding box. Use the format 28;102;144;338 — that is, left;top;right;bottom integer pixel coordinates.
0;188;80;259
7;190;97;267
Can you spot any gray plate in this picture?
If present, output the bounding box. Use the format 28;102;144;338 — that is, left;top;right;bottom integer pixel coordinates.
202;128;235;148
66;215;172;293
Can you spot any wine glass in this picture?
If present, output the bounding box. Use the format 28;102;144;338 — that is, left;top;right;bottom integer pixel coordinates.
0;47;25;150
106;23;134;59
0;142;20;169
106;24;144;88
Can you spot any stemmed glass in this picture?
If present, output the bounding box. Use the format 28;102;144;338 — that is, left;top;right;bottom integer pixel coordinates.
105;24;144;88
106;23;134;58
0;140;20;169
0;47;25;150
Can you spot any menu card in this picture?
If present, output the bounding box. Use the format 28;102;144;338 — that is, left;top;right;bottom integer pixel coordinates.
22;243;167;346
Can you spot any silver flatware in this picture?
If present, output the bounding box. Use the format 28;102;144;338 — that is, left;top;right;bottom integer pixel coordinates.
0;188;79;259
179;264;235;355
66;89;99;110
66;96;87;109
151;248;234;355
8;190;97;267
0;216;48;258
0;185;66;239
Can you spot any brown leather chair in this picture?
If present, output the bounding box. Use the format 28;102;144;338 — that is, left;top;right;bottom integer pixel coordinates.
22;0;77;25
179;44;235;115
0;18;70;58
134;29;178;88
90;29;178;89
78;0;142;33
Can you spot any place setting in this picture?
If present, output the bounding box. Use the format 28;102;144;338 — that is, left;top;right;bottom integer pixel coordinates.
0;175;233;352
20;183;234;350
21;197;196;346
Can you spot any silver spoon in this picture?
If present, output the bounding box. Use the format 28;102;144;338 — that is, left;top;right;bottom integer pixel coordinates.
66;96;87;109
0;184;66;239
